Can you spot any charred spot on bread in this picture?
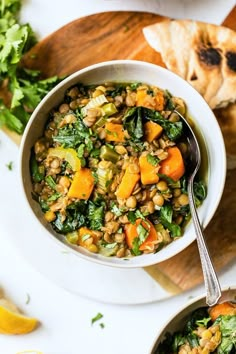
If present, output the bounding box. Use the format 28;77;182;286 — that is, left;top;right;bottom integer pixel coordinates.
226;51;236;72
190;72;198;81
198;47;222;66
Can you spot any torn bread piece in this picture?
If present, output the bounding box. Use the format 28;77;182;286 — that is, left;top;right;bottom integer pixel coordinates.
143;19;236;109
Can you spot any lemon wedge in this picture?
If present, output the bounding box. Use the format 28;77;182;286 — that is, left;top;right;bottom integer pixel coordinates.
0;298;38;335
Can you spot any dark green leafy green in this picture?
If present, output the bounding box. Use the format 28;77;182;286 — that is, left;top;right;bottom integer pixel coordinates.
184;307;209;332
159;204;182;237
88;200;105;230
157;173;177;186
147;153;159;166
164;90;175;110
155;307;209;353
193;181;207;205
127;209;146;224
123;106;144;142
6;161;13;170
30;153;44;182
215;315;236;354
131;220;150;256
45;175;57;190
131;238;142;256
52;201;88;233
53;117;92;149
47;192;61;202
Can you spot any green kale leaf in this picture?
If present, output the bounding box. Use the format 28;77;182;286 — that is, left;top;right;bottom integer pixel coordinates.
159;204;182;237
123;106;144;142
215;315;236;354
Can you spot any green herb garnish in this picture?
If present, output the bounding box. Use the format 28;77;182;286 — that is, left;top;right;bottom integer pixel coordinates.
6;161;13;170
147;154;159;166
91;312;104;325
0;0;62;134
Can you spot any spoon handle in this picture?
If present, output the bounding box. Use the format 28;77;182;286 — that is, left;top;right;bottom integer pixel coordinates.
188;178;221;306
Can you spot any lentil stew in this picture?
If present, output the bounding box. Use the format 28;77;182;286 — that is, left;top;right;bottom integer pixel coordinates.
30;82;207;258
155;301;236;354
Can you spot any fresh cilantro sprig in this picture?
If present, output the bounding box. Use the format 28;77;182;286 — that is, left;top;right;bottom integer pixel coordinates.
0;0;62;134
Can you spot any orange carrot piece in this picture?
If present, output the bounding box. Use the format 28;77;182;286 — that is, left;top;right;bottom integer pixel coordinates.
136;89;165;111
78;227;98;246
124;219;158;252
159;146;185;181
136;89;149;107
68;168;94;200
115;169;140;199
139;154;159;185
105;122;125;142
154;90;165;111
209;302;236;322
144;121;163;143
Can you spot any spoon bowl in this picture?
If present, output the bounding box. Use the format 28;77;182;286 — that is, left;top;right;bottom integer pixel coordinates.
174;109;222;306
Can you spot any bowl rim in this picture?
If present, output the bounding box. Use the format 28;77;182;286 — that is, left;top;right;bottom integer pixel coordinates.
19;59;227;268
149;285;236;353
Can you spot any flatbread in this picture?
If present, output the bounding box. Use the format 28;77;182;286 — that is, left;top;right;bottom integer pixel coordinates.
143;19;236;109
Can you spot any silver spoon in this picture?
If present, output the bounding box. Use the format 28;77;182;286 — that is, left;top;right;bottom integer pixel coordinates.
174;110;222;306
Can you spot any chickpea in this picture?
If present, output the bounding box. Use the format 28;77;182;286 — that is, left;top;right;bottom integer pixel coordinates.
119;215;129;224
114;233;125;243
50;158;60;169
173;188;181;197
153;193;164;207
115;145;127;155
59;176;71;189
169;112;180;122
116;247;126;258
59;103;70;114
69;100;79;110
157;180;168;192
98;128;106;140
44;129;54;139
67;87;79;98
34;182;43;194
128;163;140;174
146;201;155;214
105;211;114;223
178;193;189;206
126;196;137;209
34;139;46;155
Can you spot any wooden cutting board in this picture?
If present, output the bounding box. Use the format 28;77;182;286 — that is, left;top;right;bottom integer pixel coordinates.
5;8;236;294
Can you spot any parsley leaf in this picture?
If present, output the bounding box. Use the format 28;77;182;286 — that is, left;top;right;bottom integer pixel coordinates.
0;0;63;134
160;204;182;237
214;315;236;354
91;312;103;325
6;161;13;170
147;153;159;166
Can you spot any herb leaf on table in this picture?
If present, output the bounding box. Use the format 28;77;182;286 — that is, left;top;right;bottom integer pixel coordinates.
0;0;63;134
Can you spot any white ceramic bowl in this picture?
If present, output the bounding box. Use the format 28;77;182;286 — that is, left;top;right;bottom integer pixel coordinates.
19;60;226;268
149;287;236;353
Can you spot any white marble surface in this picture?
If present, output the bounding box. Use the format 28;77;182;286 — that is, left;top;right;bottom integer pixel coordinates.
0;1;235;353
